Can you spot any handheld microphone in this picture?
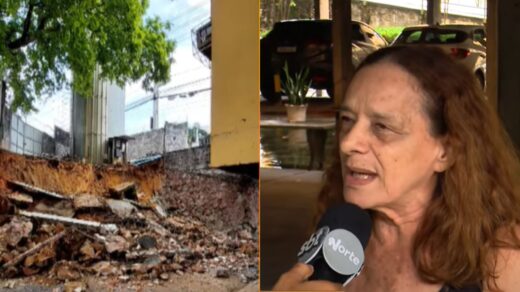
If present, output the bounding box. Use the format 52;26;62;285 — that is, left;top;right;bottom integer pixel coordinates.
297;203;372;286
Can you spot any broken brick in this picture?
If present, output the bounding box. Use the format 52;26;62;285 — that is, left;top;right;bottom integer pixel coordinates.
0;217;33;247
73;194;105;210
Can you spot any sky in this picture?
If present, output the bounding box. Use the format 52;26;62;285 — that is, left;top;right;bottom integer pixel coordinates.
124;0;212;135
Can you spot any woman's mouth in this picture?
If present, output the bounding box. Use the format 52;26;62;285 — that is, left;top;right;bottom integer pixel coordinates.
345;167;377;187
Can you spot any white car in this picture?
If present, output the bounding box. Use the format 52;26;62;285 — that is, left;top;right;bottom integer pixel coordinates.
392;24;487;89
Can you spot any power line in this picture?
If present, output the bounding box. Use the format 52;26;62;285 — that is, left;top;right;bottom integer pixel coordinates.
125;77;211;111
159;77;211;93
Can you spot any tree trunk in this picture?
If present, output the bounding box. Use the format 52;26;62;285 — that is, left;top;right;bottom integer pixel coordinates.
268;0;276;29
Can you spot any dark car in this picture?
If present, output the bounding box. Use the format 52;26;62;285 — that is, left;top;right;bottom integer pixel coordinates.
260;20;387;102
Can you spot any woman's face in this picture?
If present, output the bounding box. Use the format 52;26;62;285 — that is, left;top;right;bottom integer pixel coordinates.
339;62;448;212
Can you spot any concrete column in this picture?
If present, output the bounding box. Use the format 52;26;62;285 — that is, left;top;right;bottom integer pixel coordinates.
426;0;441;25
0;80;5;141
332;0;354;107
314;0;330;19
210;0;259;167
486;0;497;110
72;66;116;163
71;92;85;159
314;0;330;98
496;0;520;149
84;67;106;163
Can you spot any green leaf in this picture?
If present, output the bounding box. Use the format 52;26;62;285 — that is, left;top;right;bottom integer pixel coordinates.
281;61;311;105
0;0;175;112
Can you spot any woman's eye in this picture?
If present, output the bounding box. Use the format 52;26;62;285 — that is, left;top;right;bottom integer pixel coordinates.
373;122;394;136
341;116;355;131
341;116;355;128
374;123;388;130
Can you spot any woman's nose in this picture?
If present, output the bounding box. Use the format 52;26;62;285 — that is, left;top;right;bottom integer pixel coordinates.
339;122;369;155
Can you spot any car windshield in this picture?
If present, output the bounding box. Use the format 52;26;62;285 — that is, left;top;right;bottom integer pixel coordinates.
394;28;468;45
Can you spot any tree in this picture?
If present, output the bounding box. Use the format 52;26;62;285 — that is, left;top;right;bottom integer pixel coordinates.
261;0;314;32
0;0;175;112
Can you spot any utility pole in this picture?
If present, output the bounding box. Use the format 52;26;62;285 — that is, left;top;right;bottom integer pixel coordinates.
314;0;330;98
332;0;353;107
427;0;442;25
0;80;6;141
152;84;159;130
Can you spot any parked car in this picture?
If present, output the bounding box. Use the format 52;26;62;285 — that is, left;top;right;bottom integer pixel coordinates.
392;24;487;89
260;20;387;102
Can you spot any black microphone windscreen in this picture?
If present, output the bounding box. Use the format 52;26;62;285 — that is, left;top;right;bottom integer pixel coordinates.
317;203;372;249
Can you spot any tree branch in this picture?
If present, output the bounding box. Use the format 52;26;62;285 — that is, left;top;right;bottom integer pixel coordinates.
7;2;49;50
7;3;35;50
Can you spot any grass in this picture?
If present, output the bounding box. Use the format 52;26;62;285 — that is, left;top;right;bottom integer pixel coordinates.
375;26;405;44
260;29;271;39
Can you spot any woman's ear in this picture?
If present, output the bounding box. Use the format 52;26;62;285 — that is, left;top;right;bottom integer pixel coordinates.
434;139;451;173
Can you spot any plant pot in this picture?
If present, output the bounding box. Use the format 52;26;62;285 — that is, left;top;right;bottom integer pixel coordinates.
285;104;308;123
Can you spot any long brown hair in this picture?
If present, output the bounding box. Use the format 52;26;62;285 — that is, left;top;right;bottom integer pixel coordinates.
316;46;520;289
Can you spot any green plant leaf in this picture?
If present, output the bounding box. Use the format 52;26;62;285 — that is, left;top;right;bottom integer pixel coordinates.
281;61;311;105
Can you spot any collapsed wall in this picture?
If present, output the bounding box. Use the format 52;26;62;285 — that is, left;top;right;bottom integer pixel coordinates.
0;149;162;202
0;150;258;288
161;169;258;231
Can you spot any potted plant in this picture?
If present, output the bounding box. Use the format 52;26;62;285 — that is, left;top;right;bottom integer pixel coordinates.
281;62;311;123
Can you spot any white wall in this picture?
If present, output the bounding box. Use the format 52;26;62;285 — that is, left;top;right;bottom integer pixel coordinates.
106;82;125;138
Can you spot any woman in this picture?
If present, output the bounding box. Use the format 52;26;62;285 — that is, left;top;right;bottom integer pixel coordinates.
273;46;520;291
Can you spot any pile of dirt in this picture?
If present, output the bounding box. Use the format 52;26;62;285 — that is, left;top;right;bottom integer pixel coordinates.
0;150;258;291
0;150;162;202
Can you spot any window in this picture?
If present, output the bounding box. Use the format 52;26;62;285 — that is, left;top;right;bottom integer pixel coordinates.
473;29;486;46
361;24;387;47
352;23;365;42
403;30;422;43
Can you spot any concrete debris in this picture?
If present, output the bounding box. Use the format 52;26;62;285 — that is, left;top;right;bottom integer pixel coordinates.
34;201;75;217
101;235;129;254
145;217;171;237
215;267;230;278
9;181;70;200
2;231;65;269
242;266;259;281
73;194;105;210
90;261;119;276
143;254;165;267
54;261;81;281
137;235;157;250
0;217;33;247
63;281;87;292
150;195;167;218
159;272;169;280
122;198;147;209
17;210;118;233
109;182;136;199
125;249;176;261
0;151;258;290
106;199;136;218
79;240;98;260
7;192;33;205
